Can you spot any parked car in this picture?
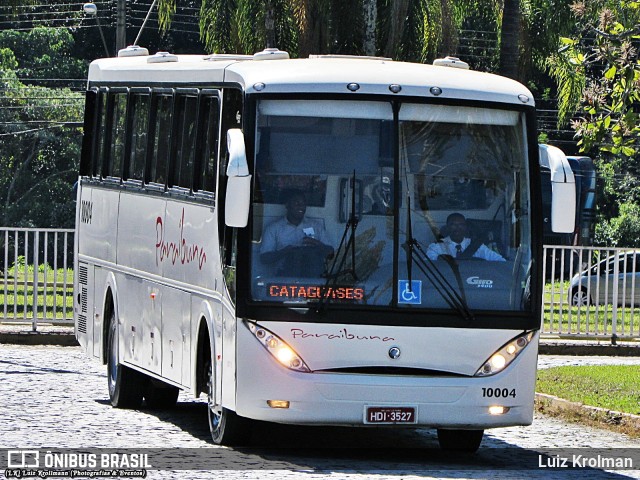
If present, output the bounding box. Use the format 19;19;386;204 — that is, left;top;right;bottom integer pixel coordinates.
569;251;640;306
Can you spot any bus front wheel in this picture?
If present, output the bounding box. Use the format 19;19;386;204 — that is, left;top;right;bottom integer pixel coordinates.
437;429;484;452
107;312;144;408
206;359;250;446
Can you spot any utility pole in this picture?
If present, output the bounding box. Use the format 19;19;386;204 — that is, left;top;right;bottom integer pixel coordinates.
116;0;127;53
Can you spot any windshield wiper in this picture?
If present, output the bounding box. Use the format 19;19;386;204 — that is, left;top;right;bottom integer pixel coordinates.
404;197;474;321
316;171;359;313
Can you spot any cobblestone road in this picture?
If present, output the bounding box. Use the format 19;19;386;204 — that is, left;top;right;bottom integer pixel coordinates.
1;345;639;479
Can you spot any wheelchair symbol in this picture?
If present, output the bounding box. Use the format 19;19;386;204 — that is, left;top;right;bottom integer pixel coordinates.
398;280;421;304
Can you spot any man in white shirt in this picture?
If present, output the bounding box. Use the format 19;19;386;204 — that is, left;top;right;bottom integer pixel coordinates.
426;213;505;262
261;191;334;276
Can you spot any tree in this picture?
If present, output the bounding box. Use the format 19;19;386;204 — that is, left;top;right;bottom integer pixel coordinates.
549;1;640;246
0;29;84;228
158;0;466;61
498;0;520;79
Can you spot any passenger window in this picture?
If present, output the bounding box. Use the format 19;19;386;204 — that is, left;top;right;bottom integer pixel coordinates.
195;94;220;193
171;94;198;189
107;92;127;178
127;93;150;181
93;90;108;178
149;94;173;186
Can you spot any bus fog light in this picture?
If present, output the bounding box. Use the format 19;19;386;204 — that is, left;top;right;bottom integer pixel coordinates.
267;400;290;409
489;405;509;415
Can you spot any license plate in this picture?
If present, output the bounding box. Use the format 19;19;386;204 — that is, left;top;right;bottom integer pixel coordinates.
364;406;417;424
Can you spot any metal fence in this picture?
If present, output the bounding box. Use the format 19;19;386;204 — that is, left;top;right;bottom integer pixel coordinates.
0;227;639;341
1;227;75;331
543;245;640;342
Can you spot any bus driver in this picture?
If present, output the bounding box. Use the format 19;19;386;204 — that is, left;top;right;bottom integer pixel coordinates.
426;213;505;262
260;190;334;276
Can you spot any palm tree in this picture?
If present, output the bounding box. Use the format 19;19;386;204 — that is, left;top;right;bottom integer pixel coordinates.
498;0;520;80
157;0;477;62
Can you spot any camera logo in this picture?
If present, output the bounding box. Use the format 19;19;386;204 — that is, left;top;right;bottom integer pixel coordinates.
7;450;40;468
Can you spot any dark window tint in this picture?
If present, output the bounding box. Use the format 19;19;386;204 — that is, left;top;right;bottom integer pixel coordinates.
93;91;108;178
196;95;220;192
128;94;150;181
171;94;198;189
107;92;127;177
150;95;172;185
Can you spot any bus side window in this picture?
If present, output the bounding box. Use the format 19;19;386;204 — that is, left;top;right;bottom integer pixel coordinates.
193;93;220;194
91;89;108;179
148;93;173;187
170;92;198;189
126;92;150;181
80;88;97;177
106;91;127;179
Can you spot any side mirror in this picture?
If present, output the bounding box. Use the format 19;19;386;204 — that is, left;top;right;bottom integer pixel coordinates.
539;144;576;233
225;129;252;228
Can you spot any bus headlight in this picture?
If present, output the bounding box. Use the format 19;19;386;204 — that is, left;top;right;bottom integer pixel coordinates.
245;321;310;372
475;331;534;377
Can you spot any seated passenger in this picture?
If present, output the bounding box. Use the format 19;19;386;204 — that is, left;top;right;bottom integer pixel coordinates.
260;190;334;276
426;213;505;262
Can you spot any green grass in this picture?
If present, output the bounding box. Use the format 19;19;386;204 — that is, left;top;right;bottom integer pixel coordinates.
543;281;640;336
0;265;73;320
536;365;640;415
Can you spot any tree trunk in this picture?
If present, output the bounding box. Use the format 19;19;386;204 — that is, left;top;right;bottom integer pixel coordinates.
438;0;458;58
384;0;410;58
362;0;377;56
265;1;276;49
498;0;520;80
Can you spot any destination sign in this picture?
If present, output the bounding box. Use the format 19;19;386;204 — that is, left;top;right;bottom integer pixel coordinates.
267;284;364;301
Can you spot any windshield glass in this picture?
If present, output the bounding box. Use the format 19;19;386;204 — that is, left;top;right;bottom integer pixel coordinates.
249;99;531;313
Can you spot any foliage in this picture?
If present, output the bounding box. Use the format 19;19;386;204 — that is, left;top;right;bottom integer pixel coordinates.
0;28;84;228
594;202;640;247
550;1;640;156
158;0;517;62
547;2;640;247
0;28;87;86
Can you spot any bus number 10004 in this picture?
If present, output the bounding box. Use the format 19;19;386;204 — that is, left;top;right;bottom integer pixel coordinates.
482;387;516;398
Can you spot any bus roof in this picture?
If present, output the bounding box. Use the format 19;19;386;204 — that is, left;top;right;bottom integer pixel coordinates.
87;52;534;107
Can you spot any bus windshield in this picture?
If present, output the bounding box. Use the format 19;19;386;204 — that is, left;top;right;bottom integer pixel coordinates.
250;99;531;313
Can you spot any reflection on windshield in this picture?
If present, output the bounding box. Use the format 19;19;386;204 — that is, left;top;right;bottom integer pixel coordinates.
250;100;532;314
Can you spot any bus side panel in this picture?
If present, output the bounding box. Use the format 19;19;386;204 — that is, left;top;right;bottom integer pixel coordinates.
221;295;237;411
81;187;119;264
116;191;166;276
161;202;217;290
161;287;191;385
75;182;92;354
92;265;108;362
117;191;166;374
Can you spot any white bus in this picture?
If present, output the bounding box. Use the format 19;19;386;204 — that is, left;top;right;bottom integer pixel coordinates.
74;47;575;451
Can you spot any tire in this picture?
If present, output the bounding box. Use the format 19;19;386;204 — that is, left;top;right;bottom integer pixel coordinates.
570;287;590;307
107;311;144;408
206;358;251;446
437;429;484;452
144;380;180;409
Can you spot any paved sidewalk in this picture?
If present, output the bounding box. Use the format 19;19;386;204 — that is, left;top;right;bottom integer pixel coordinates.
0;322;638;355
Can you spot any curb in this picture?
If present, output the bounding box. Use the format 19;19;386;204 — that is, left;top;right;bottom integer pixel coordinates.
0;332;79;347
539;343;640;356
535;392;640;437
